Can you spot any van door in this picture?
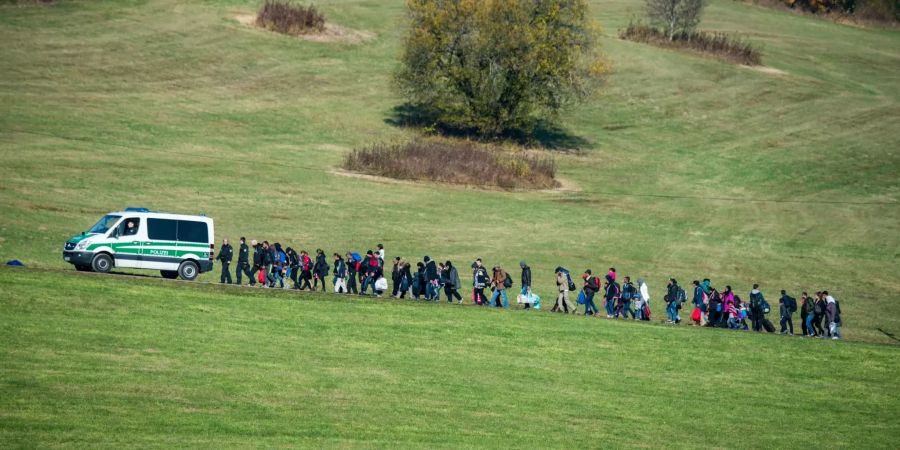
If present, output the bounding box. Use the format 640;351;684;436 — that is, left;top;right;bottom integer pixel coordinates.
112;217;143;268
144;218;179;271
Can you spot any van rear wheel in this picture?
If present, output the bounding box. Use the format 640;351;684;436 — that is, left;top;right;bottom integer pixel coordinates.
91;254;113;273
178;261;199;281
160;270;178;280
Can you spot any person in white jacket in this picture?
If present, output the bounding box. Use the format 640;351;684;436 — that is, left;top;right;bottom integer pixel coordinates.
635;278;650;320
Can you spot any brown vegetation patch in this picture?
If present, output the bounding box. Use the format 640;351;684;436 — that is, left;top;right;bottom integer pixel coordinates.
343;139;558;190
620;23;762;66
235;13;373;44
256;0;324;35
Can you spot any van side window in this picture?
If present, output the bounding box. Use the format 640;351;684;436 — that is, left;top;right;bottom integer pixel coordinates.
119;218;140;237
147;219;177;241
177;221;209;243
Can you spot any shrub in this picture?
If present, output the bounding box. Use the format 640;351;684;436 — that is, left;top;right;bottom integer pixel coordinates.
256;0;325;35
851;0;900;21
395;0;609;139
645;0;707;40
621;22;762;65
343;139;558;190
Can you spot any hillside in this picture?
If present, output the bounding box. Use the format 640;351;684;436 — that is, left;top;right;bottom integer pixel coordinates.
1;268;898;447
0;1;897;335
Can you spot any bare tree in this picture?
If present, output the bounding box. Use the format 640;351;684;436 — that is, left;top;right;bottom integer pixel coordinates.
645;0;706;41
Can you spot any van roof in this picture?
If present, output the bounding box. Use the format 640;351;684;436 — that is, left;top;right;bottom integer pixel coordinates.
108;210;213;223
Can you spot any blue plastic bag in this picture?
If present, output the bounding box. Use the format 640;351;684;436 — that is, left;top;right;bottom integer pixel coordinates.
577;290;586;305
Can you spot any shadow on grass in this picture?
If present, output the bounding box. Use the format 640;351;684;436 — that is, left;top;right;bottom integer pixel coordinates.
384;103;591;151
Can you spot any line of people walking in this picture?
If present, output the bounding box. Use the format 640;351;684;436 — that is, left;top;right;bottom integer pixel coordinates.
215;238;843;339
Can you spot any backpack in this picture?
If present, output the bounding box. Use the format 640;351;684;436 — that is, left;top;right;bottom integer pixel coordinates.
567;274;576;292
814;301;824;315
785;296;797;314
503;273;513;289
676;287;686;304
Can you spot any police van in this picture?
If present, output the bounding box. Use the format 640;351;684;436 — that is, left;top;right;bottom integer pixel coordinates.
63;208;215;281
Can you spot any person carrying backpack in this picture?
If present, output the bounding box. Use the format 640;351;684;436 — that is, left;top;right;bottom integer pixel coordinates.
397;262;412;299
312;249;329;292
490;266;511;308
582;270;601;316
271;243;287;289
665;279;681;324
749;284;769;332
360;250;376;295
779;290;796;335
344;252;359;294
553;267;576;313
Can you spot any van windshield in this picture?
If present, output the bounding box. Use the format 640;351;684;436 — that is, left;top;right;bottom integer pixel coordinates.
88;215;121;234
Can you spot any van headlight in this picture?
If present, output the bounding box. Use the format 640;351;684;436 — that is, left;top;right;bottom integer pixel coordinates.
76;241;88;250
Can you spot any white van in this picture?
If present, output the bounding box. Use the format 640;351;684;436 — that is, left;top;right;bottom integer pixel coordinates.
63;208;215;280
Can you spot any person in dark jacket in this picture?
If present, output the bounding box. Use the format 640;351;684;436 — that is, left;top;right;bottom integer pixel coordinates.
396;262;412;299
749;284;767;332
345;252;359;294
472;259;489;305
249;240;262;287
800;292;814;337
442;261;462;304
691;280;704;325
360;250;375;295
412;262;426;299
391;257;402;297
424;256;440;301
620;276;637;319
313;249;329;292
604;274;620;318
779;290;795;335
286;247;299;288
519;261;533;309
217;238;233;284
332;253;347;293
666;279;680;324
582;270;601;316
263;241;275;288
235;237;252;286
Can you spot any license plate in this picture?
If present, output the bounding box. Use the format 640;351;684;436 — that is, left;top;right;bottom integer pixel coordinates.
64;257;70;261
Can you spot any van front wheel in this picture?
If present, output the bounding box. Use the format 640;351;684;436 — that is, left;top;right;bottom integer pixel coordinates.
91;254;113;273
178;261;199;281
160;270;178;280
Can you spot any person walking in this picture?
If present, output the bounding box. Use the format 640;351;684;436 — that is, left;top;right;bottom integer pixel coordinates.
620;276;637;319
691;280;704;326
271;243;287;288
779;290;796;335
390;257;402;297
582;270;601;316
332;253;347;293
286;247;299;288
800;292;815;337
519;261;533;309
825;291;842;340
297;250;313;290
249;240;263;287
443;261;462;304
424;256;440;301
490;265;511;308
637;278;650;320
553;268;576;313
604;274;620;318
344;252;359;294
313;249;329;292
665;279;681;324
235;237;252;286
412;262;426;300
749;284;767;332
217;238;233;284
472;259;489;305
262;241;275;288
813;292;827;337
397;262;412;298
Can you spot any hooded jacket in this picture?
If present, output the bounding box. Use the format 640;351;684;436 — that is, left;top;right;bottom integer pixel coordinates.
521;265;532;288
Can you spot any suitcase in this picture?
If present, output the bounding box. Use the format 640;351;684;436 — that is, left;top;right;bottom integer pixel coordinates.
762;318;776;333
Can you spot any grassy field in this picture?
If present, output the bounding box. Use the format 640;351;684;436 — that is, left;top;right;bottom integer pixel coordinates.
0;0;898;445
1;267;898;448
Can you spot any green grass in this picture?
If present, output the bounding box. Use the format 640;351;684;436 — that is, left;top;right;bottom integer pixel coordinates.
1;268;898;448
